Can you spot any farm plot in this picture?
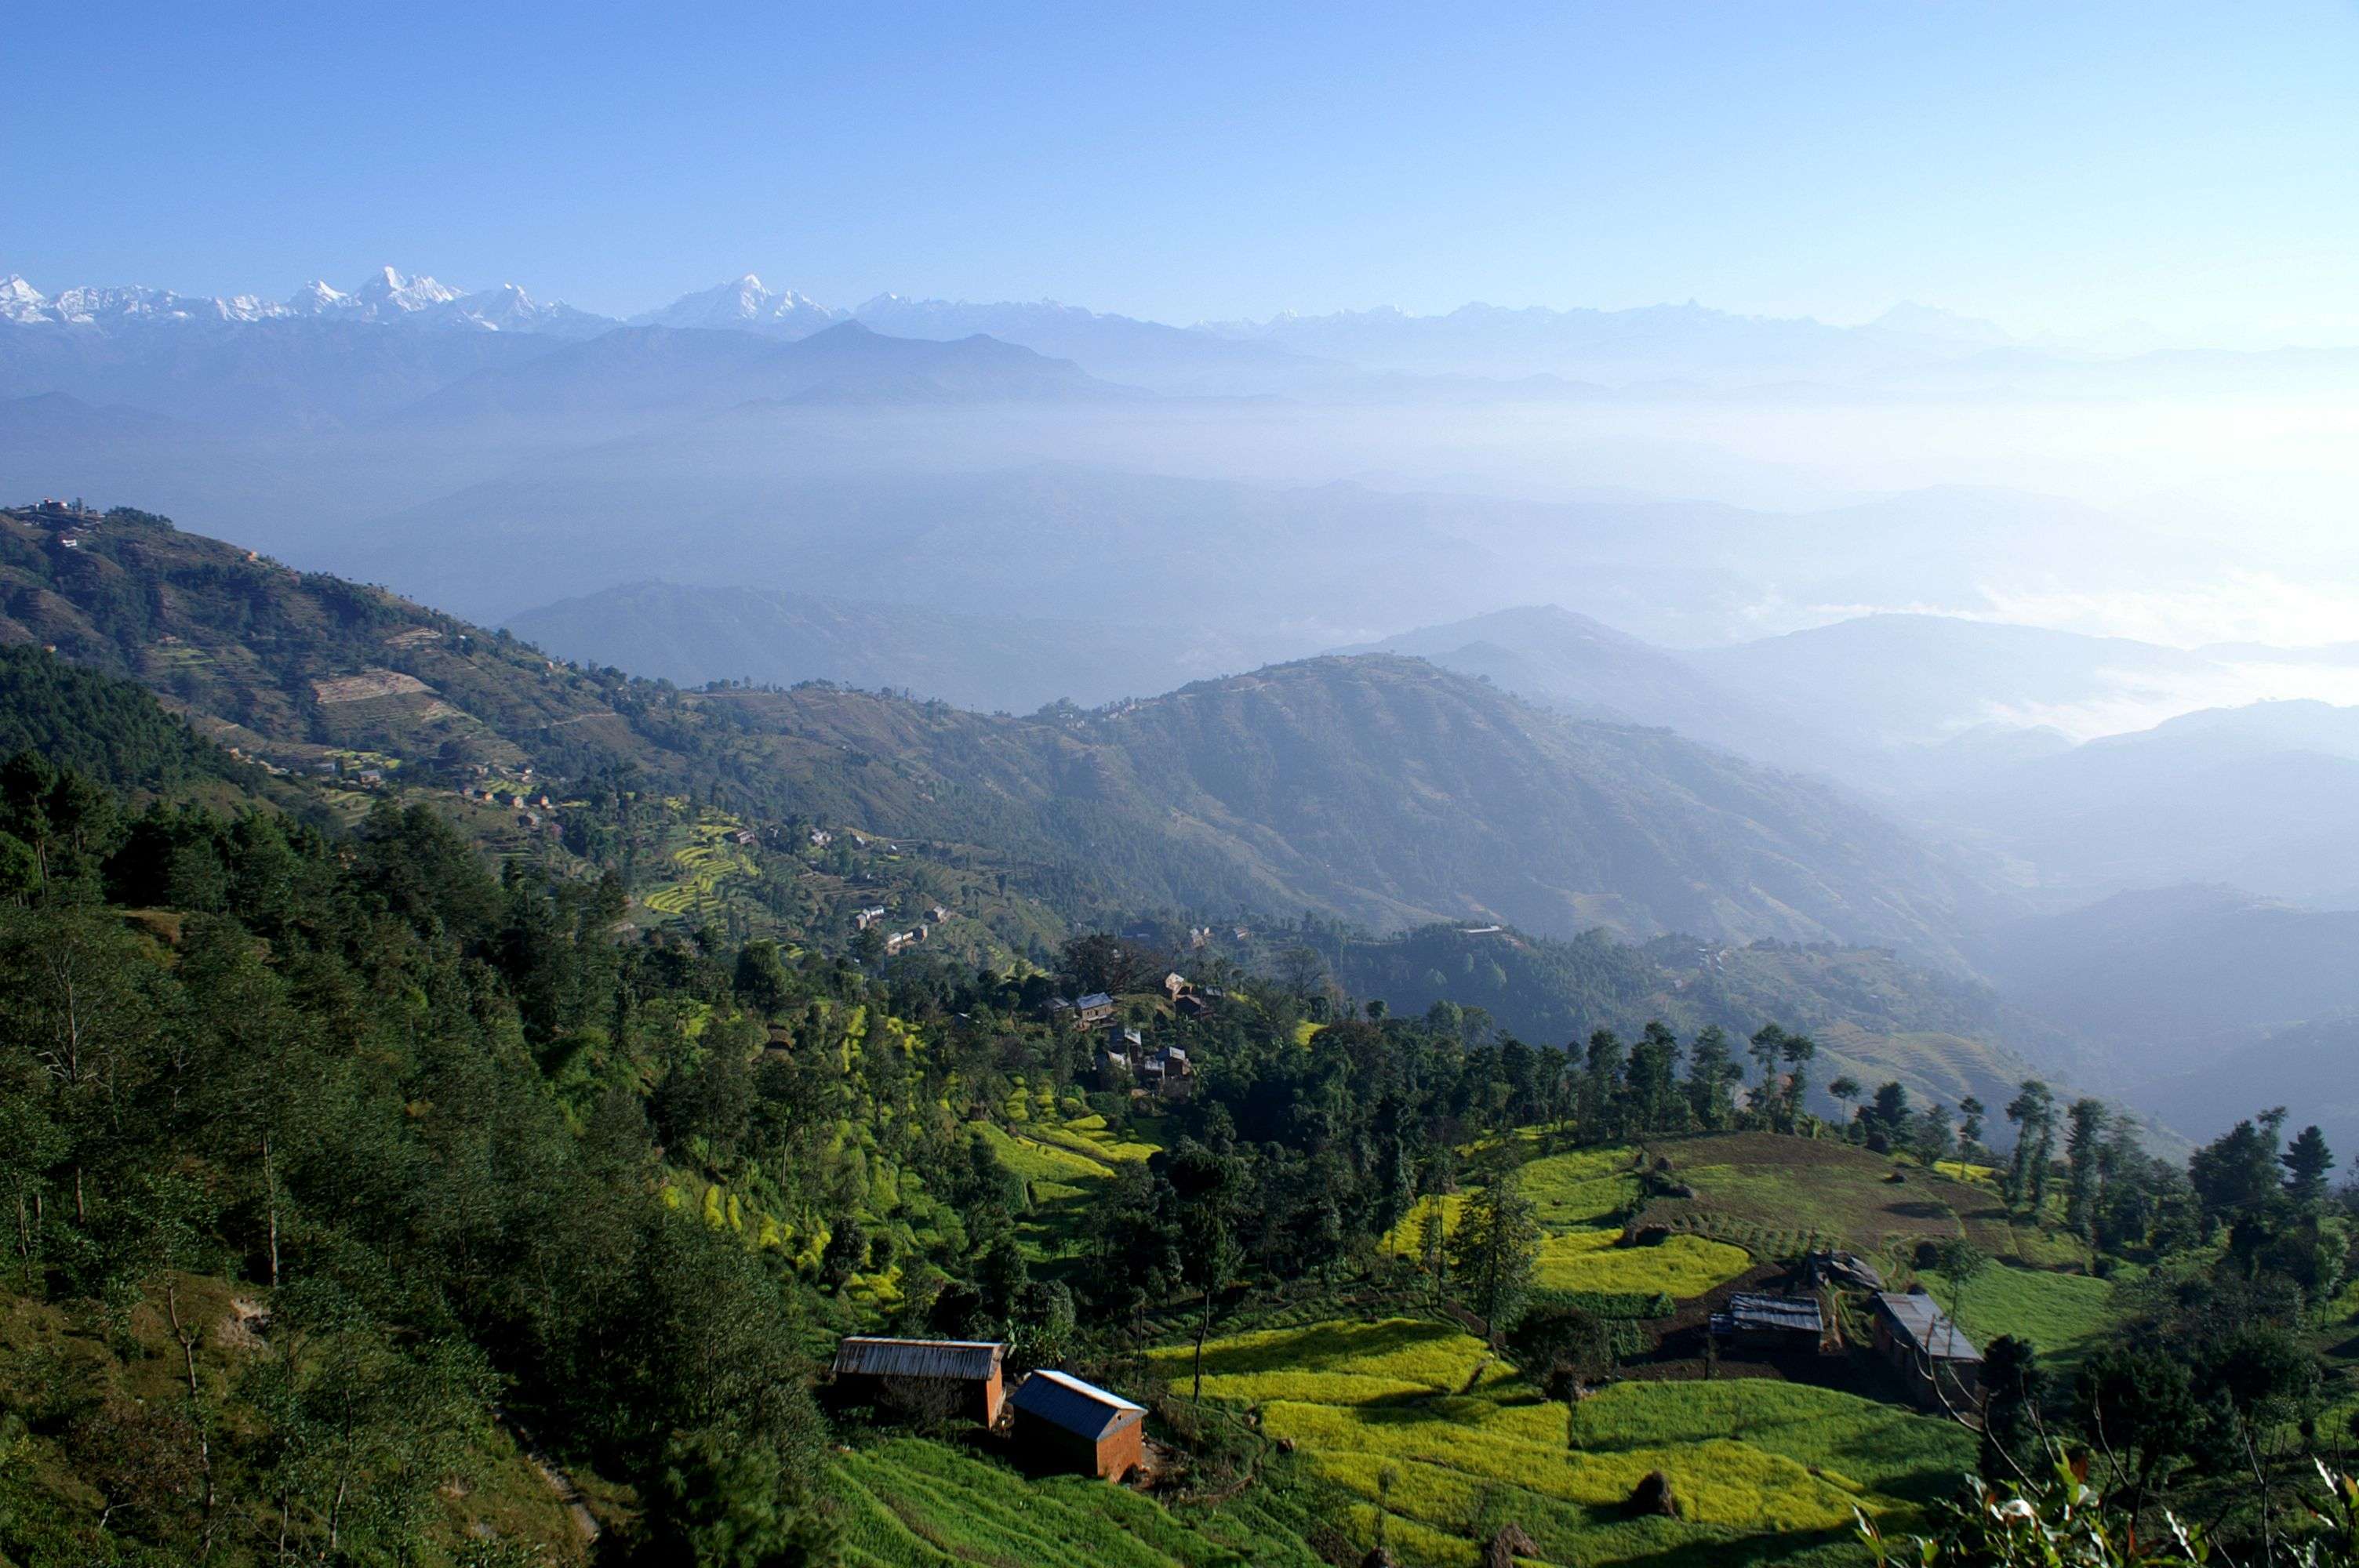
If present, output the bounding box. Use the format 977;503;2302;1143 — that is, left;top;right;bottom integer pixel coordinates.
832;1436;1322;1567
1533;1229;1751;1298
1919;1261;2117;1365
1148;1318;1968;1568
1639;1131;2076;1268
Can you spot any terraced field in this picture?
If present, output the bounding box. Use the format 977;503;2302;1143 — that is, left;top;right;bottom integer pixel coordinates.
1385;1145;1752;1301
832;1437;1324;1566
639;814;759;922
977;1098;1159;1258
1532;1229;1754;1298
1147;1317;1971;1567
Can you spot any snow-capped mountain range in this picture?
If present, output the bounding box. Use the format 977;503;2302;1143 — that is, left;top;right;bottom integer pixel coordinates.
0;266;605;336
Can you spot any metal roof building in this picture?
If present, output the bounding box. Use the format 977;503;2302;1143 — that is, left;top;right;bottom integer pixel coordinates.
1870;1291;1983;1411
831;1338;1005;1380
1009;1370;1147;1481
829;1338;1007;1426
1871;1293;1981;1363
1710;1292;1824;1341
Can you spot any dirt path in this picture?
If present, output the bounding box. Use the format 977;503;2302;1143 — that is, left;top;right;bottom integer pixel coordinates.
506;1418;598;1548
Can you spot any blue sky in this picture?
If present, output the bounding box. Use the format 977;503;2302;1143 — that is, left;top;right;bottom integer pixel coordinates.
9;1;2358;340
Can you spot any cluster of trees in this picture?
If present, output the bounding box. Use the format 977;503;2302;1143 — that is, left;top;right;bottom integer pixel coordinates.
0;760;992;1564
1869;1108;2357;1560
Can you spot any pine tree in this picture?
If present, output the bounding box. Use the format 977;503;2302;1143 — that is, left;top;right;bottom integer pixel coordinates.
2063;1098;2110;1239
2283;1124;2336;1210
1448;1167;1540;1334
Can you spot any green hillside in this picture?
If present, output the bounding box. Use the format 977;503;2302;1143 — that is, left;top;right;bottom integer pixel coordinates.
0;503;1994;961
1301;920;2070;1120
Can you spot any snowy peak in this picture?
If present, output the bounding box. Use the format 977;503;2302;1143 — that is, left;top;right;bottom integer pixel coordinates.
351;266;463;314
631;274;846;334
0;275;47;324
285;278;350;314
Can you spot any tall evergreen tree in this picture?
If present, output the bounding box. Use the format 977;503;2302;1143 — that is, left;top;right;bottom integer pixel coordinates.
2283;1124;2336;1210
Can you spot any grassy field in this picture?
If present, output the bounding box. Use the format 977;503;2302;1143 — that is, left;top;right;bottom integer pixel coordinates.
1146;1317;1970;1568
1918;1261;2117;1364
831;1437;1325;1567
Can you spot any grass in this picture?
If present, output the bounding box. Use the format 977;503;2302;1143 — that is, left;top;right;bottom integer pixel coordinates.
831;1436;1324;1567
1383;1143;1745;1302
1147;1317;1970;1567
1532;1230;1752;1298
1918;1262;2117;1365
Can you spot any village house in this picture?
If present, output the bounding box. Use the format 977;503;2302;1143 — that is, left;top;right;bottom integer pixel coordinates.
1163;971;1190;1002
1073;993;1117;1029
1143;1045;1194;1102
928;903;950;922
1009;1370;1146;1481
853;906;889;931
1870;1290;1982;1410
1098;1025;1193;1100
1709;1292;1823;1353
809;829;833;847
829;1337;1007;1426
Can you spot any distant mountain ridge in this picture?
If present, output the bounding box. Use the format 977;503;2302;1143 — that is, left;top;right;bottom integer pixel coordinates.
503;579;1268;711
398;321;1134;428
11;263;2355;403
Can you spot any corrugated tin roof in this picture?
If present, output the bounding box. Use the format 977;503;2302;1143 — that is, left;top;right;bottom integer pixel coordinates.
831;1338;1005;1381
1076;992;1114;1009
1715;1293;1823;1334
1011;1369;1146;1440
1874;1293;1982;1363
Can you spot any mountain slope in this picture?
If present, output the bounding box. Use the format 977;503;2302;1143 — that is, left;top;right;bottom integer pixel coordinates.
1342;604;1858;771
1925;700;2359;905
1000;655;1990;956
0;502;1997;959
1977;884;2359;1081
1688;612;2223;748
